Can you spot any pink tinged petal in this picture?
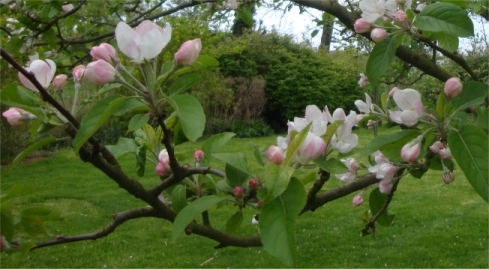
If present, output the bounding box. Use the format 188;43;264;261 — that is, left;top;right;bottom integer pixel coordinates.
400;141;421;162
412;100;424;117
18;71;36;91
336;171;356;183
323;105;333;123
393;88;421;110
365;93;372;107
400;109;420;126
352;195;363;206
115;22;142;62
346;111;358;126
355;100;368;113
429;141;444;154
305;105;323;122
277;136;288;150
378;178;393;194
296;133;326;164
389;110;403;124
134;20;155;36
332;108;346;122
140;28;166;60
439;147;452;160
292;117;308;132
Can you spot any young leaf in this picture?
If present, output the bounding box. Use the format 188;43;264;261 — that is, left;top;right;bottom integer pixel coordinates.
263;162;295;202
73;96;129;154
1;208;15;241
448;125;488;203
127;114;150;133
313;158;349;174
225;211;243;234
172;55;219;76
363;129;419;156
167;94;205;142
415;2;474;37
366;36;402;87
259;177;306;267
432;32;459;52
9;136;57;172
284;122;312;165
169;74;202;96
251;143;265;167
171;185;187;213
225;163;250;187
200;132;236;165
105;138;138;159
172;195;227;242
369;188;395;227
0;184;36;203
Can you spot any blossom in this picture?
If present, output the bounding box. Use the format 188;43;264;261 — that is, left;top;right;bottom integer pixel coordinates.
193;150;204;163
296;132;327;164
358;73;369;88
368;150;389;174
389;86;399;97
377;163;397;194
175;39;202;65
429;141;444;154
354;18;372;33
115;20;172;63
439;147;452;160
331;109;359;154
84;60;117;85
442;167;455;184
158;149;169;163
223;0;238;9
52;74;67;90
396;10;407;23
335;158;360;182
371;28;388;42
90;43;118;65
355;92;373;114
389;88;424;126
359;0;385;23
155;149;171;176
2;108;36;126
400;135;422;162
444;77;463;99
62;4;74;12
266;145;284;165
18;59;57;91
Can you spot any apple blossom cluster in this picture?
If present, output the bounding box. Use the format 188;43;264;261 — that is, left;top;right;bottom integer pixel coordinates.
354;0;427;42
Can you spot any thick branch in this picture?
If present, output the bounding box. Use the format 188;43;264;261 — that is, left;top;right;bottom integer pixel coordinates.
300;172;379;214
32;207;158;250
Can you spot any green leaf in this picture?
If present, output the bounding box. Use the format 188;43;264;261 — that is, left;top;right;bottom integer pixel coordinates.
432;32;459;52
172;195;227;242
263;162;295;202
448;125;488;202
127;114;150;133
366;36;402;87
476;106;488;131
136;145;146;177
415;2;474;37
213;153;252;175
311;29;319;38
105;138;138;159
313;158;349;174
259;178;306;267
73;96;129;154
224;211;243;234
201;132;236;165
14;207;63;224
0;208;15;241
171;185;187;213
300;172;318;186
169;74;202;96
41;28;58;49
451;81;488;112
225;163;250;187
3;37;24;56
172;55;219;76
322;120;343;144
369;188;395;227
251;143;265;167
0;184;36;203
21;216;48;237
284;122;312;165
167;94;205;142
237;10;254;26
363;129;419;156
436;91;448;121
9;136;57;172
0;84;48;122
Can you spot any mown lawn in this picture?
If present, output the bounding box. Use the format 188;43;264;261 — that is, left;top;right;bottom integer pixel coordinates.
1;130;488;268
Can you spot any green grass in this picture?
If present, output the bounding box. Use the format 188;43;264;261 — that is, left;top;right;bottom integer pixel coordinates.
1;130;488;268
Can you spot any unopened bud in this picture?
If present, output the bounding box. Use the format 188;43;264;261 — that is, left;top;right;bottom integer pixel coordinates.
248;179;258;188
234;186;243;198
352;194;364;207
442;167;455;184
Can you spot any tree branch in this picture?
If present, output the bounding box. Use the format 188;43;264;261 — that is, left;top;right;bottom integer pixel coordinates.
32;207;158;250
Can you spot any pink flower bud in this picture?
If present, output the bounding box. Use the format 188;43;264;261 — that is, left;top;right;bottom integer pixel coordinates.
84;60;116;85
389;87;399;97
248;179;257;188
296;133;327;164
444;77;463;99
266;145;284;165
9;3;17;10
91;43;118;65
439;147;452;160
429;141;444;154
18;59;56;91
158;149;169;163
354;18;371;33
2;107;36;126
352;194;363;206
257;200;264;208
370;28;388;43
155;161;170;176
193;150;204;163
72;65;85;82
442;167;455;184
396;10;407;23
234;186;243;198
400;136;422;162
175;38;202;65
52;74;67;90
